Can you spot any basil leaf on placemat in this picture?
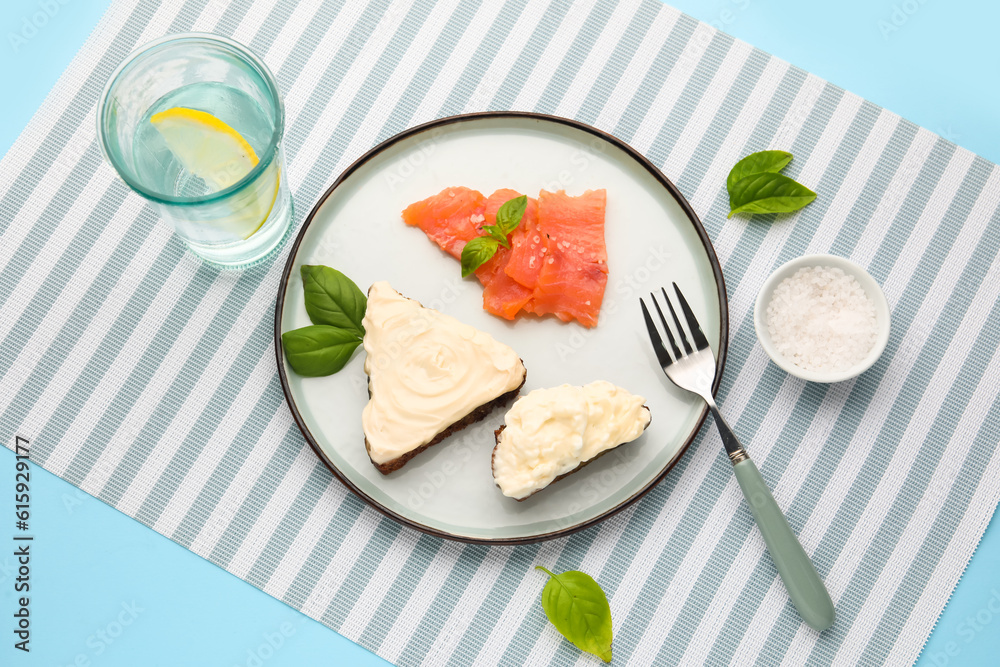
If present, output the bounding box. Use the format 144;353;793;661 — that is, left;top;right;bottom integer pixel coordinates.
726;150;793;191
727;172;817;218
536;566;613;663
460;236;499;277
301;264;367;335
496;194;527;235
281;325;363;377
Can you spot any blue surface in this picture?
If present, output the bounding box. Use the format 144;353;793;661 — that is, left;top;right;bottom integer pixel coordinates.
0;1;996;665
668;0;1000;165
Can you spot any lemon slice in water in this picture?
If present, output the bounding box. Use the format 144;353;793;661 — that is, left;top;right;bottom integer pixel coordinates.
151;107;279;239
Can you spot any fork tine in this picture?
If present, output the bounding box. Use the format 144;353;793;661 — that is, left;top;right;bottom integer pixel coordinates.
673;282;711;351
662;287;693;354
640;298;673;367
650;292;683;360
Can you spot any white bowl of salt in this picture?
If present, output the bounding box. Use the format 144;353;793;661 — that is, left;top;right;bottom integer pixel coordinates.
754;254;891;383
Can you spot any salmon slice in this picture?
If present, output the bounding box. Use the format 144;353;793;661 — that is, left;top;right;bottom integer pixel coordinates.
475;189;533;319
503;193;542;290
524;189;608;328
475;245;532;319
402;186;485;259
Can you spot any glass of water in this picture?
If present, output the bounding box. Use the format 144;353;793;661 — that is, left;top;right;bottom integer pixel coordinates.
97;33;292;268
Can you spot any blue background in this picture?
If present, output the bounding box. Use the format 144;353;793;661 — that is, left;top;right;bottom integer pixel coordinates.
0;1;996;665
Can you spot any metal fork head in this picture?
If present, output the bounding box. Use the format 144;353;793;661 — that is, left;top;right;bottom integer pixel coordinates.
640;283;716;398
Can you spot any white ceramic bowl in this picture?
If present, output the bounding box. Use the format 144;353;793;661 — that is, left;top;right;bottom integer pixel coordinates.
753;254;891;383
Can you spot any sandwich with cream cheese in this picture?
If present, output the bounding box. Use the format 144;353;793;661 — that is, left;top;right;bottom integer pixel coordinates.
491;381;650;500
362;281;527;474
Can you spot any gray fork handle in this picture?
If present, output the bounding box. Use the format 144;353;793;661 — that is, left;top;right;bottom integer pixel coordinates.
705;397;835;632
733;458;836;632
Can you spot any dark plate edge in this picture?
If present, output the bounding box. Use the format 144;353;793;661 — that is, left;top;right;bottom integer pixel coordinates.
273;111;729;546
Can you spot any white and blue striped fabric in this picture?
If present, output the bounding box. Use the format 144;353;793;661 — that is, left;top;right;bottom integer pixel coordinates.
2;0;998;664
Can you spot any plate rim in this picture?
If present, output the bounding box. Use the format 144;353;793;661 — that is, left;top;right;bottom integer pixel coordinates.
274;111;729;545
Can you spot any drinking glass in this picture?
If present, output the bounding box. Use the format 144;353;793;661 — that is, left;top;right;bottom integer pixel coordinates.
97;33;292;267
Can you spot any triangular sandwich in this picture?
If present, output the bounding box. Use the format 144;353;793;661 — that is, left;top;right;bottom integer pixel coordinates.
362;281;527;474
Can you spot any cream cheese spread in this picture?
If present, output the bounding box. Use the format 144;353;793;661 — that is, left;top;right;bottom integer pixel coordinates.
362;282;526;466
492;381;650;499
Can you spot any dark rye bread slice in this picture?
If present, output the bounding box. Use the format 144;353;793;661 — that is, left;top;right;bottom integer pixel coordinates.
491;405;650;501
365;362;526;475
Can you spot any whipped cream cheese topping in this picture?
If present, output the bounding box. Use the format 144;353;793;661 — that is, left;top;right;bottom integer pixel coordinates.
492;381;650;499
362;282;526;465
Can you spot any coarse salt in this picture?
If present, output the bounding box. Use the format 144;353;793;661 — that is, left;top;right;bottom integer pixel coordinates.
766;265;878;373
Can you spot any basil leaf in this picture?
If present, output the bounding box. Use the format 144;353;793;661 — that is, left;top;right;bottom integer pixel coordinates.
728;172;817;218
536;566;613;663
281;325;362;377
458;196;524;278
726;150;793;192
495;195;527;235
461;236;499;277
301;265;367;336
482;224;510;248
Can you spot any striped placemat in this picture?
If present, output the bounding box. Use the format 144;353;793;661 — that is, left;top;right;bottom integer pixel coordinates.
3;0;999;664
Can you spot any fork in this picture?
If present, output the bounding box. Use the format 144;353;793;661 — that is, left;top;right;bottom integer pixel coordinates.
640;284;835;632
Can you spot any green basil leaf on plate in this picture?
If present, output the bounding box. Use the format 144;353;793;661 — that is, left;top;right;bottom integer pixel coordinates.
281;325;363;377
726;150;793;191
495;194;527;235
301;264;367;336
536;566;613;663
461;236;499;277
728;172;817;218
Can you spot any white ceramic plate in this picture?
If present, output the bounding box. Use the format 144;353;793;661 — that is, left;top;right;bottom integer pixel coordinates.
275;113;728;543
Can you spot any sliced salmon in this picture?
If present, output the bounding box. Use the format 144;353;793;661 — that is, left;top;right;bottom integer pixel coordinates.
402;186;608;327
474;245;531;319
523;189;608;328
401;186;485;259
503;193;542;290
475;189;533;319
